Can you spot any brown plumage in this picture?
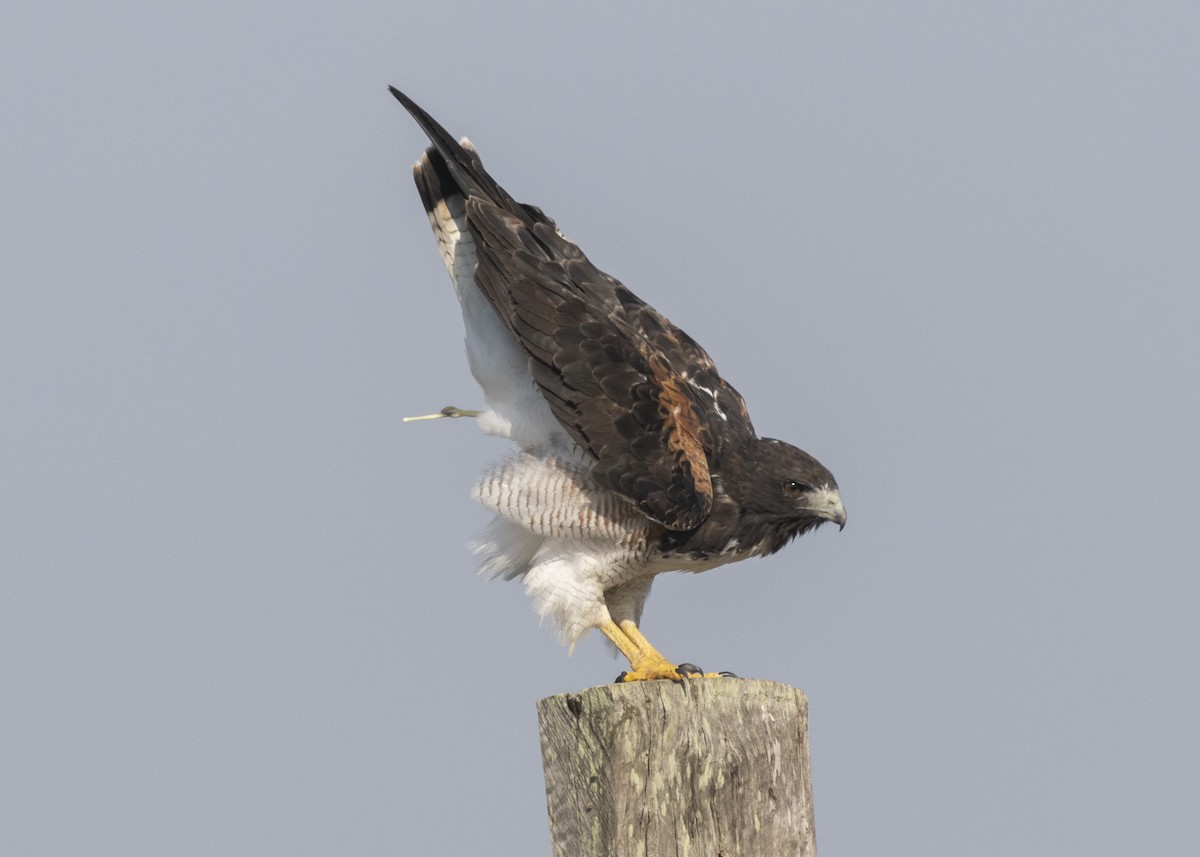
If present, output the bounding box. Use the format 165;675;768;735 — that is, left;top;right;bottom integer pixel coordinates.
393;87;846;680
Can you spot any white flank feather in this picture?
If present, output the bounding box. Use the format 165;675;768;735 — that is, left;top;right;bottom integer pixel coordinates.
422;140;568;451
471;451;656;646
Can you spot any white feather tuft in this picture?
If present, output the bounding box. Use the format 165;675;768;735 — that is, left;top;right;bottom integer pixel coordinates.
468;451;657;645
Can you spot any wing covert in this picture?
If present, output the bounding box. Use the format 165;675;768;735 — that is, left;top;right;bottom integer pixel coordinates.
393;87;755;530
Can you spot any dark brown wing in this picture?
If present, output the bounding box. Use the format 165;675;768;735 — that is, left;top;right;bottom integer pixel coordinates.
392;87;755;530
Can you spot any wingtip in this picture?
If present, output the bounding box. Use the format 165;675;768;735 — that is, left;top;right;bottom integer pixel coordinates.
387;86;452;148
389;86;431;122
389;86;513;219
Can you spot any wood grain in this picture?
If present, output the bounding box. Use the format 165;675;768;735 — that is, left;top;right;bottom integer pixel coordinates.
537;679;816;856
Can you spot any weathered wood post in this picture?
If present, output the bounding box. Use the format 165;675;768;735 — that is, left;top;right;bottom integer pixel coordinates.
537;678;816;856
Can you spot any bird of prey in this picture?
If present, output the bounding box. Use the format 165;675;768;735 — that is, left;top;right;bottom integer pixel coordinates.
392;87;845;682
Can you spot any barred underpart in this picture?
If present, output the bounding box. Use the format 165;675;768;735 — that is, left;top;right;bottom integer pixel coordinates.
474;451;652;544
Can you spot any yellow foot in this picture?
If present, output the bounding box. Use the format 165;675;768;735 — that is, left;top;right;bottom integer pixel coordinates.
616;664;734;683
599;617;735;682
617;657;689;683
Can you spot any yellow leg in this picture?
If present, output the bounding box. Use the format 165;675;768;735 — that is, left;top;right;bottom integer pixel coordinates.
619;620;671;663
598;619;644;665
599;619;727;682
599;619;678;682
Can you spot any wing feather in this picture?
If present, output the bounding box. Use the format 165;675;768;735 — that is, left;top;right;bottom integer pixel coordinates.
393;87;755;530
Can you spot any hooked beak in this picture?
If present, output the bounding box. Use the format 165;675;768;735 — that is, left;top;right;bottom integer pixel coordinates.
814;487;847;531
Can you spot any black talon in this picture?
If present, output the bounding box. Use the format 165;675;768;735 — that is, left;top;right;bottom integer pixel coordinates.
676;663;703;677
614;671;629;683
718;670;739;678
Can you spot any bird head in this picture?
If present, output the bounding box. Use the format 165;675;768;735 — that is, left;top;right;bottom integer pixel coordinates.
727;437;846;555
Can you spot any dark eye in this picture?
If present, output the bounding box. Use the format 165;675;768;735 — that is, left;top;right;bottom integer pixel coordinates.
782;480;811;498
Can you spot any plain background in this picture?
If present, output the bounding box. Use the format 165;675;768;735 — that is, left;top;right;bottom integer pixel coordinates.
3;3;1198;855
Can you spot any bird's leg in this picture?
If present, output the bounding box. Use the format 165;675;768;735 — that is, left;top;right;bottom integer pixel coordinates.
629;620;734;680
599;619;726;682
617;621;674;667
597;619;644;664
620;620;729;679
402;405;481;423
598;619;680;682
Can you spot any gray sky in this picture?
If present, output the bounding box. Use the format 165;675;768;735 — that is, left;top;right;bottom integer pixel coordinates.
4;2;1198;855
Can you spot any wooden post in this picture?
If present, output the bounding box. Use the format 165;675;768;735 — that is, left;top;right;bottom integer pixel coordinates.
537;678;817;857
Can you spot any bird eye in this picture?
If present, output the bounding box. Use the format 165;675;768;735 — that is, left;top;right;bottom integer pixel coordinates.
782;480;811;498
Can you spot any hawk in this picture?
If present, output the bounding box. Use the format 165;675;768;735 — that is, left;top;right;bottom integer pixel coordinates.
392;87;845;682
